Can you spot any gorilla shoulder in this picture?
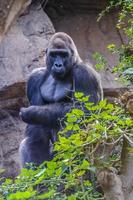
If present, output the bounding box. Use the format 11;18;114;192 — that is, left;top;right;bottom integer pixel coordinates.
29;67;47;81
73;64;103;102
27;68;48;105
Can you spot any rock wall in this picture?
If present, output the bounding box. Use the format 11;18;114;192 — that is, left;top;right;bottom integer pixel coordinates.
0;3;54;89
0;2;55;177
0;0;32;41
0;112;26;178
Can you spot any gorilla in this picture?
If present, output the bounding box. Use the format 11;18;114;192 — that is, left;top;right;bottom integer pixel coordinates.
19;32;103;167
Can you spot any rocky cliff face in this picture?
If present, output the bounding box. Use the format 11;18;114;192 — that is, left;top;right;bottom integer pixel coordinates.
0;0;32;41
0;3;54;88
0;2;55;177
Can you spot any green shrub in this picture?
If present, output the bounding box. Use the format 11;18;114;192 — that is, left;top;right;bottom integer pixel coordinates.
96;0;133;85
0;93;132;200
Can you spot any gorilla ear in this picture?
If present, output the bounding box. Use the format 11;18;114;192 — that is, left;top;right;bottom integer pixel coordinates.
45;48;48;54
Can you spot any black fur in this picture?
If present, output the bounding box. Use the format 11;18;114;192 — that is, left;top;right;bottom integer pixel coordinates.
19;32;103;167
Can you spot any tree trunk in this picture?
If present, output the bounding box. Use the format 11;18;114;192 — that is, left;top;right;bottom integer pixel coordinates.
97;168;124;200
121;138;133;200
98;138;133;200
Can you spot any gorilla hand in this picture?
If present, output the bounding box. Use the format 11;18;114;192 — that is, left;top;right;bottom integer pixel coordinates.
19;107;33;124
19;106;47;124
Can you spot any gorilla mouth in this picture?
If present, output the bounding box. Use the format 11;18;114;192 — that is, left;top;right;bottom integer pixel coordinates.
52;66;65;78
54;67;63;73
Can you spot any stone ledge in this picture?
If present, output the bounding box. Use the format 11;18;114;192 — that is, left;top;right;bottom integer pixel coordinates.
0;82;132;110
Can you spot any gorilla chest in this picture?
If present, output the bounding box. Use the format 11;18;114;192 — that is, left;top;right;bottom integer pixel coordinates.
40;75;72;102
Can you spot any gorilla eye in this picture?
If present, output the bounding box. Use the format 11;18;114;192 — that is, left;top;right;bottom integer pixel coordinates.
50;52;56;58
61;52;69;58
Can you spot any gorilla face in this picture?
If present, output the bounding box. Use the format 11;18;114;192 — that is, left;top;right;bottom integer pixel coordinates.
46;32;82;79
47;48;72;79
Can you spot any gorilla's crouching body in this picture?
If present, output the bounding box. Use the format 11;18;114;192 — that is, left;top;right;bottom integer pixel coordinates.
19;32;103;167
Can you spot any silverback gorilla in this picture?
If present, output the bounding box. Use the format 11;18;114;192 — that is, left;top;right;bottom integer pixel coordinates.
19;32;103;167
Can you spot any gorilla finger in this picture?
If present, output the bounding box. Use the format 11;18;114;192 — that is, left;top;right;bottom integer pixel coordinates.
19;107;29;121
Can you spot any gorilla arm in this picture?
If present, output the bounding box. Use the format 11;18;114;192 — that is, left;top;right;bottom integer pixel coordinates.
20;103;72;127
74;64;103;104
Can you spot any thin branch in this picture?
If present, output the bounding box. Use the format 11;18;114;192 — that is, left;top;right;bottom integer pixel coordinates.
123;134;133;145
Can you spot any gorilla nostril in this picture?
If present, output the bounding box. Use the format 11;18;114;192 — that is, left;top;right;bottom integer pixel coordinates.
55;63;58;67
55;63;62;68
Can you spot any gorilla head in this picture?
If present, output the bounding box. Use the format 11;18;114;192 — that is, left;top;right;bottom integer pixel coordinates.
46;32;82;79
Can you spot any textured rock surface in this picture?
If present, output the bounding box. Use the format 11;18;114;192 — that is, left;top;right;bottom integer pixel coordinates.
0;82;27;112
0;112;26;178
0;0;31;41
0;3;55;89
0;3;55;177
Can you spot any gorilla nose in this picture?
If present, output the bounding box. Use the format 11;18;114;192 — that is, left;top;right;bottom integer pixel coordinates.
55;63;63;68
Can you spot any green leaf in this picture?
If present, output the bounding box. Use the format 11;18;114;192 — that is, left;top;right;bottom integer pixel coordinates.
67;115;77;123
83;180;92;187
68;194;77;200
9;190;36;200
126;119;133;126
106;103;114;110
55;167;62;176
99;99;107;108
37;190;55;199
80;160;90;169
35;168;46;177
82;96;89;102
72;109;84;117
73;124;80;131
124;67;133;74
66;123;73;131
77;170;85;176
74;92;84;99
107;44;116;52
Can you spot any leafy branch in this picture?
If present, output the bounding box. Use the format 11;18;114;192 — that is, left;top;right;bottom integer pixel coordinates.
0;93;132;200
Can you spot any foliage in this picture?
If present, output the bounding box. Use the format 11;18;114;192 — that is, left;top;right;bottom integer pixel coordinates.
94;0;133;84
92;52;108;71
0;93;133;200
